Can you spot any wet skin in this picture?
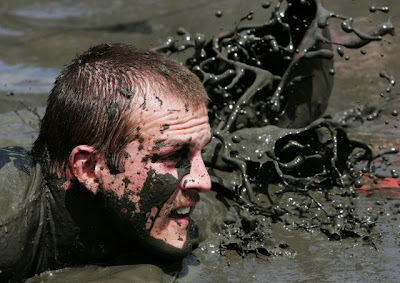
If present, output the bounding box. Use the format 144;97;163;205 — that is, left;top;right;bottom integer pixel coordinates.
69;92;211;259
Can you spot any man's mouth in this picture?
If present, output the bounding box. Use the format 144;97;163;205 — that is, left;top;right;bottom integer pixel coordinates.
169;206;193;219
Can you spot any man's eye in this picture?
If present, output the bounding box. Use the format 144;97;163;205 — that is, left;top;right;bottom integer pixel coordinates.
161;151;184;162
160;149;190;166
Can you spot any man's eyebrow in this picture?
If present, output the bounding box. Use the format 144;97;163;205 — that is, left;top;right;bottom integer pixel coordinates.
152;139;191;151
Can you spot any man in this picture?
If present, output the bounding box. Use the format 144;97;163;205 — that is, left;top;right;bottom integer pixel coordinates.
0;43;211;281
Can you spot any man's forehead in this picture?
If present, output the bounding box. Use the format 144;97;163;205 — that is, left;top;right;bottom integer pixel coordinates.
132;88;184;109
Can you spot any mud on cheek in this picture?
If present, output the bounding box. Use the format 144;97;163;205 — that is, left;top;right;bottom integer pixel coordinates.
98;169;181;239
138;169;182;232
139;154;192;231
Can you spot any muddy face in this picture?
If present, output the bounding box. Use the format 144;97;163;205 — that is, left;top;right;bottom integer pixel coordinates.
94;93;211;260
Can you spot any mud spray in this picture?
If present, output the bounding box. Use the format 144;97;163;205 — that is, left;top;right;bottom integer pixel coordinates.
154;0;399;257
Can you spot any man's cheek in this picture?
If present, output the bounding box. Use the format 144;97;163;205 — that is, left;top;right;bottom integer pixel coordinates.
145;200;173;231
123;164;150;190
145;206;159;230
138;169;180;222
127;193;141;214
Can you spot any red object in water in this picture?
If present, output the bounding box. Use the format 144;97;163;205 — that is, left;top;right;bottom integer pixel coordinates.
357;174;400;199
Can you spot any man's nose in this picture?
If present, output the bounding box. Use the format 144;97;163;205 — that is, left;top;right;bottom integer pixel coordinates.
181;154;211;192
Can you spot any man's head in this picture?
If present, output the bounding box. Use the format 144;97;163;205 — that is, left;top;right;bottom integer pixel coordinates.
32;43;211;259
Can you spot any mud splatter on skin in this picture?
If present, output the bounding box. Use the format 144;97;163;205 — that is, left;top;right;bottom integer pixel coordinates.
160;124;170;132
155;96;163;106
122;177;131;188
150;154;161;163
97;150;197;260
153;140;166;150
154;0;398;255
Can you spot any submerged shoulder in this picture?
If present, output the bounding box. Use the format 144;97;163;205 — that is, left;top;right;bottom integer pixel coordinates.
0;146;33;175
0;146;36;219
0;147;40;281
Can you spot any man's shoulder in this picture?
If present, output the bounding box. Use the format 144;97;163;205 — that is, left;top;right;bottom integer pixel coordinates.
0;146;33;175
0;146;43;281
0;146;37;219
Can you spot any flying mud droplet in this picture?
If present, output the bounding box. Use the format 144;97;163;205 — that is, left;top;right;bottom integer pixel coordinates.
262;1;272;9
379;71;396;93
369;6;390;13
337;47;344;57
354;180;363;188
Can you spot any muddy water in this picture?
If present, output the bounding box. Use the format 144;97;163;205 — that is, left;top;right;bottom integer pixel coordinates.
1;0;400;282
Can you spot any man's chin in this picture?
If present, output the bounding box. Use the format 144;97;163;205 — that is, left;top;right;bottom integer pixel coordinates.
141;219;200;261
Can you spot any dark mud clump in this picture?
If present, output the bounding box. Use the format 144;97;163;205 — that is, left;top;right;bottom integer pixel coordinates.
154;0;398;255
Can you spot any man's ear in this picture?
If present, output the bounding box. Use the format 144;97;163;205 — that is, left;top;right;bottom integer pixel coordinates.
67;145;100;194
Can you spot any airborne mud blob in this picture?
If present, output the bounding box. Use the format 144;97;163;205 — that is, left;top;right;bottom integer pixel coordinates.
154;0;398;255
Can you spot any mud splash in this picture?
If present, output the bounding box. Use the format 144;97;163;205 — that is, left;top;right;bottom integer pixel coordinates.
154;0;398;255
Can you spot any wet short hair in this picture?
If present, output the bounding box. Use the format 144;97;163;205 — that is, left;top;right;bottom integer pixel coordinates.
32;43;208;178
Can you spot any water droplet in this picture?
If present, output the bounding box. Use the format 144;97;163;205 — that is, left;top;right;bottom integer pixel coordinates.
230;150;239;158
337;47;344;57
354;180;363;188
360;49;367;55
341;19;353;33
215;10;222;18
392;110;398;117
329;69;335;75
232;135;241;143
262;1;271;9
